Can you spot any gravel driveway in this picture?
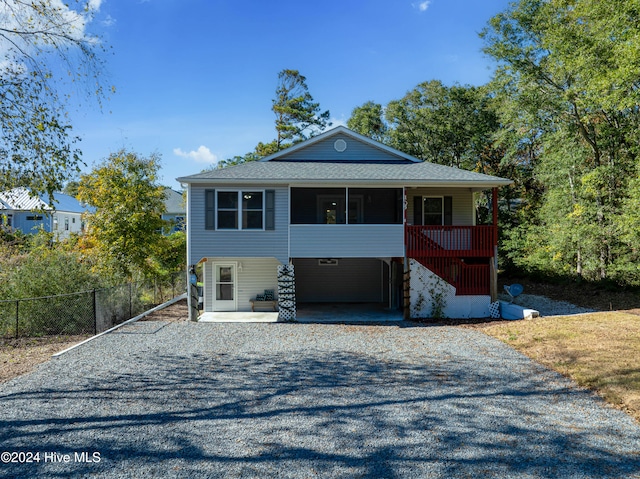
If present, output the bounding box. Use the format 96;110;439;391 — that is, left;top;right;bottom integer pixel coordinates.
1;320;639;478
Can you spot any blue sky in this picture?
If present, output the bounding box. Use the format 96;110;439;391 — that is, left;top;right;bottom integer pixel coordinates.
72;0;512;190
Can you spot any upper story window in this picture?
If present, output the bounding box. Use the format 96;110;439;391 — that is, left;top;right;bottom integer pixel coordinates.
206;190;265;230
242;192;263;229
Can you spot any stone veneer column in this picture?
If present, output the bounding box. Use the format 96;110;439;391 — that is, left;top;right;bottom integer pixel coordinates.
277;264;296;321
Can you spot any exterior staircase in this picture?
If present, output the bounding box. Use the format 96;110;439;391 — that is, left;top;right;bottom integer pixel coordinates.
405;226;495;296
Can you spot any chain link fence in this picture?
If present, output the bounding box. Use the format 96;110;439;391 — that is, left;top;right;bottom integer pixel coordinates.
0;272;187;338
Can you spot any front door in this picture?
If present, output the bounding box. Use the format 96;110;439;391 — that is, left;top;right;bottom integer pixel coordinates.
213;263;236;311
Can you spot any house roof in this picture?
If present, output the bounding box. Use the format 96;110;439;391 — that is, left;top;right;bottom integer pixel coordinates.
163;188;185;214
177;126;512;189
0;188;92;214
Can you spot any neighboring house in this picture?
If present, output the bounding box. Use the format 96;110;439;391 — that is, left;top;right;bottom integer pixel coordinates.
0;187;92;240
177;126;512;319
162;187;186;234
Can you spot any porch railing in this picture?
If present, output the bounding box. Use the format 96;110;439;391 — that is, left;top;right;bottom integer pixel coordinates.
405;225;496;258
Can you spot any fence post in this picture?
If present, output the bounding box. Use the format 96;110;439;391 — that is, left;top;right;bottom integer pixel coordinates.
93;289;97;335
15;299;19;339
129;282;133;319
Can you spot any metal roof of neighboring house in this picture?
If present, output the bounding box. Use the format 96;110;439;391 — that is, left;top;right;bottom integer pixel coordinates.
0;188;93;213
163;188;185;214
177;126;512;189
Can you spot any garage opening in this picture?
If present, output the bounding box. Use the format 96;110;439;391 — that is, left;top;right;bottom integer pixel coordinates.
292;257;403;307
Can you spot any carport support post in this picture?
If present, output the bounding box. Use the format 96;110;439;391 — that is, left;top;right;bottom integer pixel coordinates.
403;257;411;320
189;283;199;321
491;187;499;302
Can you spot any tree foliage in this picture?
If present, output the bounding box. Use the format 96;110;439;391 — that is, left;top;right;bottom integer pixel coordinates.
215;69;330;168
0;229;103;300
347;101;388;143
482;0;640;284
0;0;108;200
273;69;331;148
77;150;167;279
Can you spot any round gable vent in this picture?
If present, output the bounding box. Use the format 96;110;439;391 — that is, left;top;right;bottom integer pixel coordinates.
334;139;347;152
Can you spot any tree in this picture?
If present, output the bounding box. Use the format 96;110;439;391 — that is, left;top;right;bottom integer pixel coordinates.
77;150;167;279
272;69;331;149
384;81;501;172
347;101;388;143
216;69;331;168
0;0;108;200
482;0;640;283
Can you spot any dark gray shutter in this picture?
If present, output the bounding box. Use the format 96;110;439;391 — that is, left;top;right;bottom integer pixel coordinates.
205;189;215;230
413;196;422;225
444;196;453;225
265;190;275;230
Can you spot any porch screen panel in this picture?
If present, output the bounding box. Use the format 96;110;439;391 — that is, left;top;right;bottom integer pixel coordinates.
291;188;346;224
348;188;402;224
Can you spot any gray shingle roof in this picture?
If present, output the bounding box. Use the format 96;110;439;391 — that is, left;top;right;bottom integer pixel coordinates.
163;188;185;214
176;126;512;188
177;160;512;187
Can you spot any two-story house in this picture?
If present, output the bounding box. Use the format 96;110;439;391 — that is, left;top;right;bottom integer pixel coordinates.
177;126;512;320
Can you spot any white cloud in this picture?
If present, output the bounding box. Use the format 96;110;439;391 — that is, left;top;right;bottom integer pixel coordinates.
0;0;102;57
328;117;347;128
102;14;116;27
173;146;218;164
413;1;431;12
88;0;103;12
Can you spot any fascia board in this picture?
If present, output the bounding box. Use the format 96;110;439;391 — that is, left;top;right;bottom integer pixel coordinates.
180;178;514;188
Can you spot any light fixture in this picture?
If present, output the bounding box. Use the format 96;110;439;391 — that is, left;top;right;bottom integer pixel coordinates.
238;262;243;272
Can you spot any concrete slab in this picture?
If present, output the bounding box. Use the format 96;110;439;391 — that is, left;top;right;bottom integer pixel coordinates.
198;311;280;323
197;303;404;323
297;303;404;323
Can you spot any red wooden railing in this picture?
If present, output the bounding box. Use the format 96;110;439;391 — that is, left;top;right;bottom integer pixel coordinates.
413;257;490;295
405;225;496;258
406;225;496;296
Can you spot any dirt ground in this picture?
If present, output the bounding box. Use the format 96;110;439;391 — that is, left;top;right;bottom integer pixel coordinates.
0;335;90;383
0;300;190;384
139;299;189;322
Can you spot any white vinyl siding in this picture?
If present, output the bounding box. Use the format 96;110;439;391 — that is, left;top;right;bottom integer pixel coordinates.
203;257;280;312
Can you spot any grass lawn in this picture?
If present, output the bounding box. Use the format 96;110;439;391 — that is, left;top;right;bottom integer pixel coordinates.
482;311;640;422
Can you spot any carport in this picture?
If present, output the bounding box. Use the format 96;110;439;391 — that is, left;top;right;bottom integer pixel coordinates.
292;257;403;309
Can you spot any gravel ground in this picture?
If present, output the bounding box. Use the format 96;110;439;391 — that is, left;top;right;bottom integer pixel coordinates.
501;294;597;317
1;320;640;478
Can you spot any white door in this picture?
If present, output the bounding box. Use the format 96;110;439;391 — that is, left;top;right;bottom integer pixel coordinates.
213;263;237;311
